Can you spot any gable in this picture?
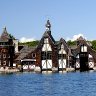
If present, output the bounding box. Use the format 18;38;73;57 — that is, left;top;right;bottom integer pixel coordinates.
36;31;56;51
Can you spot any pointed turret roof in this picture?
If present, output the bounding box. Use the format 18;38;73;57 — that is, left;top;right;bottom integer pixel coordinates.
0;27;10;42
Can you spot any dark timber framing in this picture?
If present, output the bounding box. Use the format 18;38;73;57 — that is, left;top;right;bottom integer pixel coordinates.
15;20;96;72
72;36;96;71
1;20;96;72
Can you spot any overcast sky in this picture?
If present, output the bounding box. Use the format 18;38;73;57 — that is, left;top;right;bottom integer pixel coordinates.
0;0;96;42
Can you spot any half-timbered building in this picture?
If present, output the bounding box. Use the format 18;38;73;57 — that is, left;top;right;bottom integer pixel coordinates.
15;20;96;72
35;20;58;71
1;20;96;72
57;38;69;70
16;20;72;72
72;36;96;71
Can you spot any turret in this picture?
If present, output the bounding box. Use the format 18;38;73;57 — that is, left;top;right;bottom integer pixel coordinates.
45;20;51;34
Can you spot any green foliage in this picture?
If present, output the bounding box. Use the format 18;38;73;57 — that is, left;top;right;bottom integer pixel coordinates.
9;33;15;39
91;40;96;51
67;40;96;51
67;40;77;46
19;40;39;47
19;40;96;51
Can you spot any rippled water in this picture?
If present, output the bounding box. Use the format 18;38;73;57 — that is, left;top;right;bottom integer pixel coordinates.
0;71;96;96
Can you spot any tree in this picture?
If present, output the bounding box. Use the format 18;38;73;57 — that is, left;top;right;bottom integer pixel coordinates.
91;40;96;51
67;40;76;46
19;40;39;47
9;33;15;39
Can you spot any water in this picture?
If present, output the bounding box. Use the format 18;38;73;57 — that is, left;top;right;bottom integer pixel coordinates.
0;72;96;96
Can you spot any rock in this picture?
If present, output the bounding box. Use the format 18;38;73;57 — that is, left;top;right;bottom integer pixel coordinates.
66;68;75;72
52;67;58;73
34;66;41;72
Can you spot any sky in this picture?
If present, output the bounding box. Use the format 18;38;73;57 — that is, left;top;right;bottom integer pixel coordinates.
0;0;96;42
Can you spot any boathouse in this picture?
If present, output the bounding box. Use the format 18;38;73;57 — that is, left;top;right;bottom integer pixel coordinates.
19;20;96;72
72;36;96;71
0;20;96;72
16;20;73;72
34;20;74;71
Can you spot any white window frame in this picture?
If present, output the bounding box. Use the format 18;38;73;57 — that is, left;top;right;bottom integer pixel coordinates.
3;54;6;58
3;61;6;65
44;38;49;44
32;53;36;58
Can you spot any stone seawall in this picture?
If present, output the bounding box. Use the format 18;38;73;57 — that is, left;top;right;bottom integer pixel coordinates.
0;67;19;73
0;66;95;74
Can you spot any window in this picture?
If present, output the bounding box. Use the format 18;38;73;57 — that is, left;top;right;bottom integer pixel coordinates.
41;51;52;60
58;54;61;59
32;53;36;58
58;54;66;59
31;61;35;64
3;54;6;58
1;49;6;53
61;44;64;49
76;54;79;59
44;38;48;44
8;55;10;58
81;45;87;52
41;52;46;60
63;54;66;59
47;52;52;59
3;61;6;65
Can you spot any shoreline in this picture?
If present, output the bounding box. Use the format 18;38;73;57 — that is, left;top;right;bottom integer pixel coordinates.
0;67;95;74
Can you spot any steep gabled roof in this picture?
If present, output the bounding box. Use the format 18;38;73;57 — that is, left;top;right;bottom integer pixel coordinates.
58;38;69;53
57;38;74;56
68;47;73;56
72;38;96;63
36;31;56;50
72;38;89;57
71;46;80;57
43;31;55;43
36;20;56;49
